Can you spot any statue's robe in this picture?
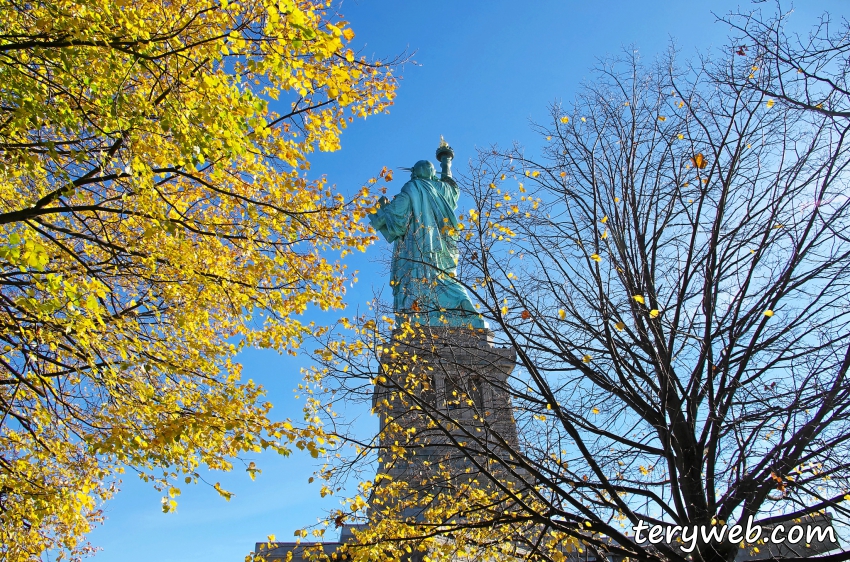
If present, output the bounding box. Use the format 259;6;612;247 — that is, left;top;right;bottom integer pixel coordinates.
369;175;484;329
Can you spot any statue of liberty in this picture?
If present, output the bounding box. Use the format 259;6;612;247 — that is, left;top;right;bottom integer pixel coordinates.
369;138;485;329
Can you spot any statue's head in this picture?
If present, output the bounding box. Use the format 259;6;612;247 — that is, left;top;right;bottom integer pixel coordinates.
411;160;436;180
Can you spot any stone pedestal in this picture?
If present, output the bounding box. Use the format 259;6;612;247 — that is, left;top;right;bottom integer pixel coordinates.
253;326;529;561
371;325;529;522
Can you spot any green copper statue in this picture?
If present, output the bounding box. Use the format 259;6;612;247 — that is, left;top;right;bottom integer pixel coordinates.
370;138;485;329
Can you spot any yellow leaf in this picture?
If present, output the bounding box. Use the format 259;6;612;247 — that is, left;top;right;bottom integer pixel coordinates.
592;407;600;414
213;482;233;501
658;116;666;122
601;230;608;239
590;254;602;262
678;133;684;140
633;295;645;304
560;116;570;123
558;309;566;320
764;310;774;317
691;153;707;169
600;216;608;224
766;99;775;108
614;321;625;331
649;309;660;318
582;354;592;363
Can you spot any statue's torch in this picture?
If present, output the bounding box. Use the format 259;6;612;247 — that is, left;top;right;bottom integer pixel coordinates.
436;135;455;180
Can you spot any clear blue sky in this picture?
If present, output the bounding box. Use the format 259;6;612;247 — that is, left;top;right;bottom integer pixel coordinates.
87;1;846;560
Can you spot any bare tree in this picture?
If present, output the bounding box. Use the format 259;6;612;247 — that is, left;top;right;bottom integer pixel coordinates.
306;8;850;562
721;5;850;122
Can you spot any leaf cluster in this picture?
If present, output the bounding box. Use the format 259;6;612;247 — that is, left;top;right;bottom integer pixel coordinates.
0;0;398;559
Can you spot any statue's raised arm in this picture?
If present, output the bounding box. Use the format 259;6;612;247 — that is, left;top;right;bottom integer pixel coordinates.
369;139;485;329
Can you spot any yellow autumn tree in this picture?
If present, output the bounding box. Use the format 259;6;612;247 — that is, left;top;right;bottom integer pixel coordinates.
0;0;396;559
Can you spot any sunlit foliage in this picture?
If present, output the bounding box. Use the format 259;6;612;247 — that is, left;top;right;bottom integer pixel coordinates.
0;0;396;558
